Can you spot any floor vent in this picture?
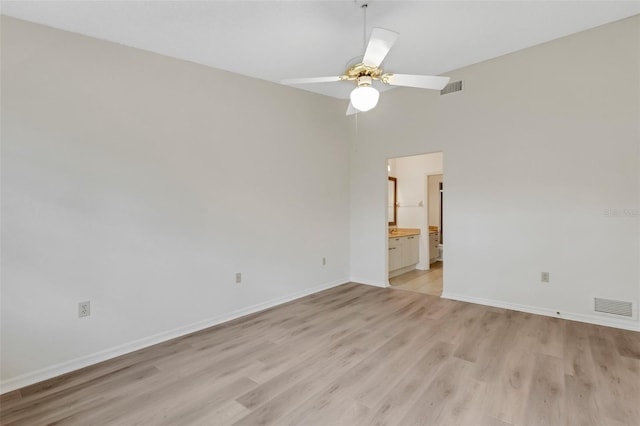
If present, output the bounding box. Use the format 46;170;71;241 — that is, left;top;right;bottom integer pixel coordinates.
594;297;633;317
441;80;463;95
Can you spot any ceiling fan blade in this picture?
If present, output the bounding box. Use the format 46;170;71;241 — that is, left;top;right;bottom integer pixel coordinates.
362;28;399;68
280;76;343;85
346;102;358;116
384;74;450;90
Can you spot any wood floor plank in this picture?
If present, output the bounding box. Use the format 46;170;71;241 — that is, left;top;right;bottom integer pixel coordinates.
612;329;640;360
0;392;20;406
363;341;454;426
276;322;440;425
2;365;162;426
2;283;639;426
486;339;536;425
244;290;429;391
398;357;476;425
454;310;505;362
588;327;640;425
14;340;192;404
334;399;370;426
562;321;603;426
589;329;640;402
563;373;602;426
472;310;529;382
436;377;488;426
526;316;565;359
523;353;564;426
351;320;441;408
234;300;430;424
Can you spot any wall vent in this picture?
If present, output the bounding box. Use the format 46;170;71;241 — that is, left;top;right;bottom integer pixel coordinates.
441;80;463;95
594;297;633;317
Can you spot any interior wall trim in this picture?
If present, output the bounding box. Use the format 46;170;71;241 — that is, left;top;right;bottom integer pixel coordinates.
350;277;389;288
0;278;349;394
441;292;640;332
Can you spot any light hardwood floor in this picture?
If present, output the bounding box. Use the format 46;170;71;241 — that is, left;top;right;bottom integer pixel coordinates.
390;262;443;296
1;283;639;425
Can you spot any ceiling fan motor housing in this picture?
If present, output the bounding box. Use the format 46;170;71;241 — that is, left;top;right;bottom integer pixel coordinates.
357;75;373;87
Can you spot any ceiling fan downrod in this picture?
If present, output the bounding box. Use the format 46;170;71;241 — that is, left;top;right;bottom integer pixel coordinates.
361;3;368;53
281;1;450;115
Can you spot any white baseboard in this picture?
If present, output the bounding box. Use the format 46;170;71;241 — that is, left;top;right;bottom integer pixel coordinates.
349;277;388;288
441;292;640;332
416;262;428;271
0;278;348;394
388;265;416;279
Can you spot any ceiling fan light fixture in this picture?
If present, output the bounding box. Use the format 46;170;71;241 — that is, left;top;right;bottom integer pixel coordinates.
350;84;379;112
280;4;450;115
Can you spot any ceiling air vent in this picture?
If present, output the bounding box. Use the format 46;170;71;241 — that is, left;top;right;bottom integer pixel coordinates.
441;80;463;95
594;297;633;317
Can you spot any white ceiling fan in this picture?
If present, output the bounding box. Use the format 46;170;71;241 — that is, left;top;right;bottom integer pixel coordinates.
281;3;450;115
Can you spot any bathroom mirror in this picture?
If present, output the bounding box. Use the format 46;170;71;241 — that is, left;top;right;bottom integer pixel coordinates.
388;177;397;226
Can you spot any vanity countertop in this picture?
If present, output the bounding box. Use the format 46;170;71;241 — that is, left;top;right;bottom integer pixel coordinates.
389;228;421;238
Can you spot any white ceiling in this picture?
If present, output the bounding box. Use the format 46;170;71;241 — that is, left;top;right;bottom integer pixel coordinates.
2;1;639;99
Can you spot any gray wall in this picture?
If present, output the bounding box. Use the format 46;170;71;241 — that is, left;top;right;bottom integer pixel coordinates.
1;16;351;388
349;15;639;329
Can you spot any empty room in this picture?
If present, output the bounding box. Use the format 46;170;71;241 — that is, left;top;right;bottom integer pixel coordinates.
1;1;639;425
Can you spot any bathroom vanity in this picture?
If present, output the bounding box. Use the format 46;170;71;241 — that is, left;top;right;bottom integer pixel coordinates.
388;228;420;277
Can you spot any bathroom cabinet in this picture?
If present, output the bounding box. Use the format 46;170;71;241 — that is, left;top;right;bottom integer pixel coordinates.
389;235;419;274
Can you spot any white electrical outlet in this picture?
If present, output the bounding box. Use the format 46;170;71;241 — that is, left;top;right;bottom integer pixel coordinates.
322;257;326;266
78;301;90;318
235;272;242;284
541;272;550;283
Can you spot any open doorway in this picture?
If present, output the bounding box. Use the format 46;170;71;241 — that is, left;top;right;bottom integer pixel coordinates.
387;152;444;296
